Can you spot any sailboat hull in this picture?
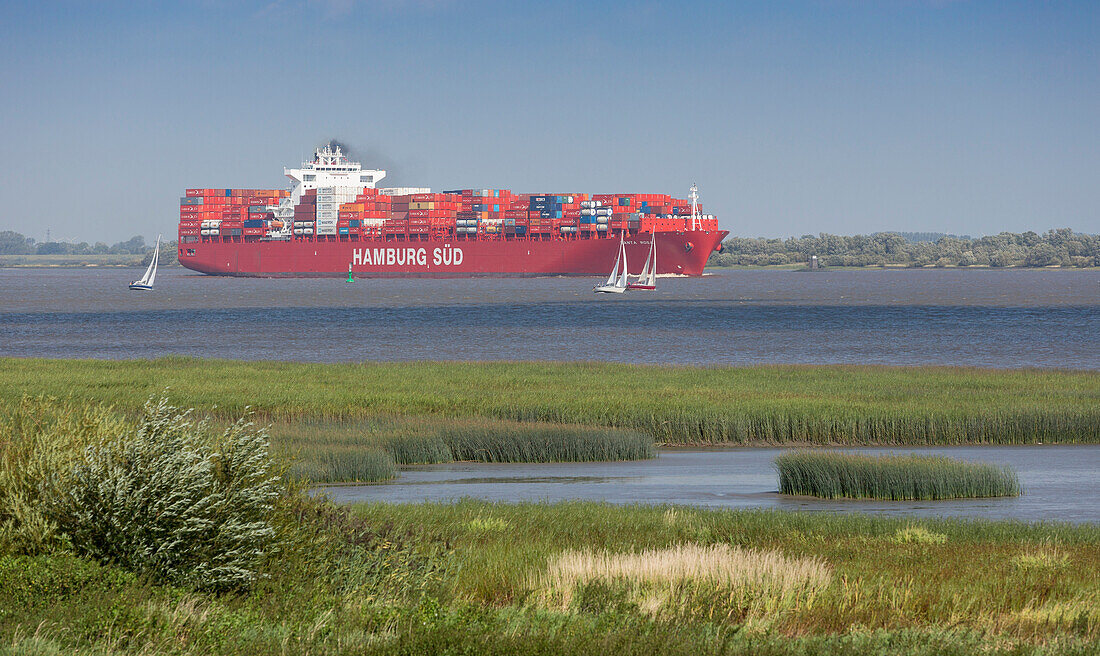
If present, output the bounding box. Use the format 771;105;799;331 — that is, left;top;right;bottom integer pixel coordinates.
593;286;627;294
128;283;154;291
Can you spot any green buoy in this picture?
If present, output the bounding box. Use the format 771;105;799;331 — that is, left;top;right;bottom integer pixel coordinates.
346;264;354;283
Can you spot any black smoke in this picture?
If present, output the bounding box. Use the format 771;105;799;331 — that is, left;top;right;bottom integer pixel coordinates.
316;138;407;186
318;139;357;160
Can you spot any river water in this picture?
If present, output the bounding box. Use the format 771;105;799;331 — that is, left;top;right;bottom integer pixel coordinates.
1;267;1097;367
320;446;1100;524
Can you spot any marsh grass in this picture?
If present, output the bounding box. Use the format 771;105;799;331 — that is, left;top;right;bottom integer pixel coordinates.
3;359;1097;446
286;446;397;483
272;415;654;482
442;422;654;463
776;451;1022;500
892;526;948;545
6;396;1100;655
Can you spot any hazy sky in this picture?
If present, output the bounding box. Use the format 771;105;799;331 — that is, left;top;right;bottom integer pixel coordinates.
1;0;1097;243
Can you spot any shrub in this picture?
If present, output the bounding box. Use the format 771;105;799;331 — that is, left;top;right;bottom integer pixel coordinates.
775;451;1021;500
49;397;282;592
0;396;127;554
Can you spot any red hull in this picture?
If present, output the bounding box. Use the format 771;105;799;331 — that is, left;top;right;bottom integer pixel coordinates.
179;231;727;278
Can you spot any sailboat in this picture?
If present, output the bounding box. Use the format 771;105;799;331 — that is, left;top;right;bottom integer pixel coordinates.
627;235;656;290
593;235;629;294
128;235;161;291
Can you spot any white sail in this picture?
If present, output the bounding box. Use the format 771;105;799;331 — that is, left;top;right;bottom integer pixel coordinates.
603;243;621;287
145;247;159;286
615;239;629;287
644;237;656;286
143;236;161;286
636;238;655;287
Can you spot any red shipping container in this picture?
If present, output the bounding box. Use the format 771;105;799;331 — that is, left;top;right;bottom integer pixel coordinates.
185;189;202;197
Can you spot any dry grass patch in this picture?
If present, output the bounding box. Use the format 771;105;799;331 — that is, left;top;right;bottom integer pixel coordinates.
536;543;831;622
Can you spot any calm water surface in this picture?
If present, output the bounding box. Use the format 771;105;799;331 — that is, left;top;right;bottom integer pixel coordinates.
321;446;1100;524
1;267;1097;367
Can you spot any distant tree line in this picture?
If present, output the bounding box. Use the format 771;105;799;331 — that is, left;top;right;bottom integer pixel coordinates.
0;231;152;256
0;231;177;265
707;229;1099;268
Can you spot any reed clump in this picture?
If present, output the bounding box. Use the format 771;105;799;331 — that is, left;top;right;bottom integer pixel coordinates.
442;422;655;463
274;416;655;482
776;451;1022;500
286;446;397;483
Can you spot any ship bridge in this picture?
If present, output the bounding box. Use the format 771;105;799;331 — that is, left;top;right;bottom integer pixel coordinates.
283;144;386;205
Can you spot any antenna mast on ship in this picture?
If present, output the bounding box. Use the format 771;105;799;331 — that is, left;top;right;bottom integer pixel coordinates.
689;183;700;231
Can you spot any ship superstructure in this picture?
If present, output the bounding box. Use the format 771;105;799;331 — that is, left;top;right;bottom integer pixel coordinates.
177;146;727;277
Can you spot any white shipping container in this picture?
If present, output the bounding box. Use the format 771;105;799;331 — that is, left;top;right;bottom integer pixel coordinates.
380;187;431;196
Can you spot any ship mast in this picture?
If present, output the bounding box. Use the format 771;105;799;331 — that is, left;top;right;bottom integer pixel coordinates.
689;183;700;231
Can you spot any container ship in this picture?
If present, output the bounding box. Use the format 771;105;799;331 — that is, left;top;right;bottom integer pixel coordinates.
177;145;727;277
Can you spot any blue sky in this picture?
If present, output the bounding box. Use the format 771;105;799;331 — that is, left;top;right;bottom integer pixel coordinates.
1;0;1097;242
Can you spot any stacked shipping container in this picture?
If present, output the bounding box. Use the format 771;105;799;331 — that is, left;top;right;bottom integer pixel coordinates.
179;188;287;242
183;187;718;244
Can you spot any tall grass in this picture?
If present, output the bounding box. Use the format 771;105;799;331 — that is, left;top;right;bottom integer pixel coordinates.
273;416;654;483
442;422;654;463
775;451;1022;500
539;543;830;619
2;358;1097;445
285;446;397;483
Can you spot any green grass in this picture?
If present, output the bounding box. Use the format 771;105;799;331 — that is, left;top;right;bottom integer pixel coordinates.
271;416;655;483
2;358;1098;446
5;501;1098;655
775;451;1022;500
3;399;1100;654
440;421;654;463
